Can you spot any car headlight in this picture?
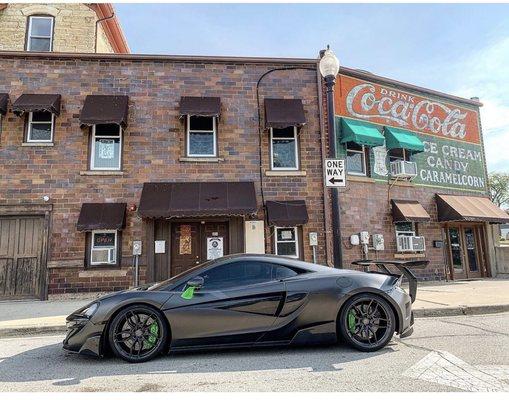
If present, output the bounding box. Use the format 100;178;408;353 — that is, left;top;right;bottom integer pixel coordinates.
78;302;99;318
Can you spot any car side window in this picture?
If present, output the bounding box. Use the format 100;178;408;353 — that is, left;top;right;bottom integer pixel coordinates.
201;261;274;291
274;265;298;280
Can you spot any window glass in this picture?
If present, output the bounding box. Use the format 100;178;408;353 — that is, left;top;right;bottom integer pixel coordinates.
274;265;298;279
395;222;415;237
90;231;117;265
30;17;52;36
271;127;297;169
187;116;216;156
27;17;53;52
389;148;410;162
27;111;53;142
346;142;366;175
275;227;299;258
201;261;275;290
92;124;121;170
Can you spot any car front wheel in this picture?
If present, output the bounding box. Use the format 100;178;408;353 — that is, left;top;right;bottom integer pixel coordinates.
339;293;395;352
108;305;168;363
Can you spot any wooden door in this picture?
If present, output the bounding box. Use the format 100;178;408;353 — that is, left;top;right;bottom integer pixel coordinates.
446;224;486;280
0;216;45;299
171;222;201;277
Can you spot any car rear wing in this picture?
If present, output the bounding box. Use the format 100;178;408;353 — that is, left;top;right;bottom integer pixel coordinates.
351;259;429;303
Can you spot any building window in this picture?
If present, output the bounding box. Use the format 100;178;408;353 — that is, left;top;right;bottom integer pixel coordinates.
346;142;367;175
389;148;411;162
274;227;299;258
90;124;122;170
270;127;299;170
90;230;117;265
395;222;416;238
26;16;54;52
26;111;54;143
187;115;217;157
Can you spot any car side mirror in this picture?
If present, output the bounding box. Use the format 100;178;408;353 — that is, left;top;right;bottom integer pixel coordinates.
187;276;204;289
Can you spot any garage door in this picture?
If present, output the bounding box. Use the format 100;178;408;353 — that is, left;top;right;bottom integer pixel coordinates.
0;216;46;299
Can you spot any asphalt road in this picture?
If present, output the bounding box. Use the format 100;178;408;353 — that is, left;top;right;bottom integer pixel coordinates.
0;312;508;392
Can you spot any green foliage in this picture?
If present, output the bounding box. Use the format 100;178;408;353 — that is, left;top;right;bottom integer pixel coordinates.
489;172;509;209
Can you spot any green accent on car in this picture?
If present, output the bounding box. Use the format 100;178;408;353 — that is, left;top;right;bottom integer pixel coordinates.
384;126;425;153
181;286;195;300
143;322;159;349
347;310;356;333
339;117;385;147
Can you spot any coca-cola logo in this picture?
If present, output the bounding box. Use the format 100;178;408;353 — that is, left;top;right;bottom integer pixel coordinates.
346;83;468;139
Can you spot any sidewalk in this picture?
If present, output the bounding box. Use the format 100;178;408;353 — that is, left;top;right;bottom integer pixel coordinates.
0;279;508;337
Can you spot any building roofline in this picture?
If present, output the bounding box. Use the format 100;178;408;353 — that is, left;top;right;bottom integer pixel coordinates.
0;50;482;107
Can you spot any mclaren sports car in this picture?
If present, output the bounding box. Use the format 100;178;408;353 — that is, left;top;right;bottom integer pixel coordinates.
64;254;419;363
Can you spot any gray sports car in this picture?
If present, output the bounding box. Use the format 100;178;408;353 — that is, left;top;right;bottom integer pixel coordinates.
63;254;419;363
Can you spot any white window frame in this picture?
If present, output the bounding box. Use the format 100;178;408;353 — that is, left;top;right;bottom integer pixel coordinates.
270;126;299;171
90;230;117;266
26;111;54;143
186;115;217;157
90;124;122;171
395;222;416;239
274;226;299;259
27;16;54;52
346;142;367;176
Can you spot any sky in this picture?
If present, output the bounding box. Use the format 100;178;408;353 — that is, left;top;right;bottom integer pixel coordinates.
115;3;509;173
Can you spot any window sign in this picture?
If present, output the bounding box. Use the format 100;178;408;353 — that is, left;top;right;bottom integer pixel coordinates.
98;139;115;159
91;124;122;170
207;237;223;260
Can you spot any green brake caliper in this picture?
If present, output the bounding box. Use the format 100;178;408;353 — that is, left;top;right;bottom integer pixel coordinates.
143;322;159;349
347;310;356;333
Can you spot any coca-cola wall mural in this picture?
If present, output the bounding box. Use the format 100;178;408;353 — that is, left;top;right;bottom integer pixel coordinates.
334;75;487;193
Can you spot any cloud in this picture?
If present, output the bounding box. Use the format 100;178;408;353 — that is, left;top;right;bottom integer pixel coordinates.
452;37;509;173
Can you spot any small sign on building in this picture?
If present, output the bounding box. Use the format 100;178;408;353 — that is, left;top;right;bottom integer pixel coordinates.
207;237;224;260
324;158;346;187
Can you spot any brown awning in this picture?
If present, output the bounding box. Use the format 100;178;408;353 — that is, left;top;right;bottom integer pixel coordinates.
180;96;221;117
391;199;431;223
264;98;306;129
138;182;257;218
266;200;309;226
80;95;129;128
77;203;127;231
0;93;8;116
12;94;61;116
436;194;509;223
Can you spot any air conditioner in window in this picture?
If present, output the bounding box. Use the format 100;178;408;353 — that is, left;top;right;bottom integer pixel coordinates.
396;235;426;252
390;160;418;179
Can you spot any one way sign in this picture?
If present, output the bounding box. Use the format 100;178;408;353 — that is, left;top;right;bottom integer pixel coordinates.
324;159;346;187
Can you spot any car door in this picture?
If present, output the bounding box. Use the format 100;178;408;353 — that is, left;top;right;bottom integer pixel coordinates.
162;260;286;348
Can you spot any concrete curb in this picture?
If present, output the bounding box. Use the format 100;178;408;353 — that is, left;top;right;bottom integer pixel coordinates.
0;304;508;338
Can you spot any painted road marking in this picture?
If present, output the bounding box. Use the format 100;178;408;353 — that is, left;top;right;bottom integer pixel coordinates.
403;350;509;392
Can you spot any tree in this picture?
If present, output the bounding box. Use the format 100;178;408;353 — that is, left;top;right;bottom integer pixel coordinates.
489;172;509;209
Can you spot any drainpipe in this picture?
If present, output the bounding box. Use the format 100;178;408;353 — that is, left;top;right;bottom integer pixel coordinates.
95;12;115;53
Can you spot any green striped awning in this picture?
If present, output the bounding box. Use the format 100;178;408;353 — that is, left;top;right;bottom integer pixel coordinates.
339;118;385;147
385;126;425;153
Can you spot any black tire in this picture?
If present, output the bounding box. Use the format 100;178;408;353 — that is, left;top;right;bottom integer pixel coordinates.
338;293;395;352
108;305;168;363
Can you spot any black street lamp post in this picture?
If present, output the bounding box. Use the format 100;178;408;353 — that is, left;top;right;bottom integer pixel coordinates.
320;47;343;268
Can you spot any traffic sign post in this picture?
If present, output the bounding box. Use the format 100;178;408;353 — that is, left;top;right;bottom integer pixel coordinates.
324;159;346;187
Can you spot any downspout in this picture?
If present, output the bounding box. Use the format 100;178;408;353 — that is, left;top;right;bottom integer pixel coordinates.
95;12;115;53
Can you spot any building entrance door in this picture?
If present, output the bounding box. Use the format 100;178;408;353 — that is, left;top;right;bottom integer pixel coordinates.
445;224;485;279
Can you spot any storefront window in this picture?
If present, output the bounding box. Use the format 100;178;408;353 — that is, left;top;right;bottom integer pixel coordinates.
187;115;217;157
346;142;367;175
26;111;54;142
275;227;299;258
271;127;299;170
91;124;122;170
90;230;117;265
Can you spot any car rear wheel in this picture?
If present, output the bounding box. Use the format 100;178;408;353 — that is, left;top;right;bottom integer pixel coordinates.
108;305;168;363
339;293;395;352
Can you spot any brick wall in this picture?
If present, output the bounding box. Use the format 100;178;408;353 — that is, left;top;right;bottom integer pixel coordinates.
0;3;114;53
0;53;324;294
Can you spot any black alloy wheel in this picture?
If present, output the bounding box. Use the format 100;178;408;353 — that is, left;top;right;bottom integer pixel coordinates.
339;293;395;352
108;305;168;363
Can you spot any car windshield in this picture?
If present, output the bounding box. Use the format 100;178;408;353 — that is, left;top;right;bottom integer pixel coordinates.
147;258;218;291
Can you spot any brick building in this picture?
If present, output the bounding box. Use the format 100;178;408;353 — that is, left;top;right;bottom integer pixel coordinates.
0;3;129;53
0;51;327;299
331;69;509;280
